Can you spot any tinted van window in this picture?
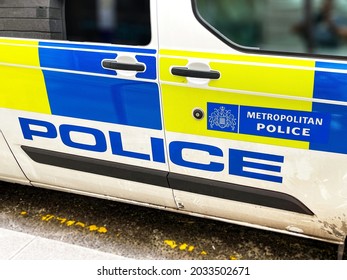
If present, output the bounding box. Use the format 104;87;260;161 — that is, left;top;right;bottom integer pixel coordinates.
0;0;151;45
65;0;151;45
194;0;347;57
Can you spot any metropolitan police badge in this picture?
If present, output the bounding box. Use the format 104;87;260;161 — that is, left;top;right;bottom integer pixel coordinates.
208;103;238;132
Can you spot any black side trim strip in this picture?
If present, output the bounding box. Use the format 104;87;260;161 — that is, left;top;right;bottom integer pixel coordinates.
22;146;314;215
21;146;170;188
168;173;314;216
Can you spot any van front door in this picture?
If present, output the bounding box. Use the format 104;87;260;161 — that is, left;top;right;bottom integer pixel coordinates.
157;0;347;243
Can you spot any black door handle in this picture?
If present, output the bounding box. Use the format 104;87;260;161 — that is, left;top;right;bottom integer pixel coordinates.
171;67;220;79
102;59;145;72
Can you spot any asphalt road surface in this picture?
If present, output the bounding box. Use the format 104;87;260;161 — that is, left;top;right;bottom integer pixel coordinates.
0;181;345;260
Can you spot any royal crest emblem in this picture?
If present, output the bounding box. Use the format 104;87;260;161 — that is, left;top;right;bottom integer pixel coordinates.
209;106;237;131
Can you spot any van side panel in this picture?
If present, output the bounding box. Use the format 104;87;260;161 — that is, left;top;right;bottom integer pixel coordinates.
0;130;28;184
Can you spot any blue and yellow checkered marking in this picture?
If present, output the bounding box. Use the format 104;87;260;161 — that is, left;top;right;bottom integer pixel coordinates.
2;37;347;154
0;38;51;114
160;49;315;150
314;61;347;102
39;42;157;80
38;41;161;130
310;61;347;154
42;70;162;130
159;50;347;155
0;38;162;130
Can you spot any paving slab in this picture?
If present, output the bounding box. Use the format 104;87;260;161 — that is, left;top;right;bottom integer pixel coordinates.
0;228;129;260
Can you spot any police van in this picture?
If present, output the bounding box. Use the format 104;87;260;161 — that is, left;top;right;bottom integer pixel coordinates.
1;0;347;259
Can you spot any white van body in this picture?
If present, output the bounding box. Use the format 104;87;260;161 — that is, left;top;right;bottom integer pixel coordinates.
0;0;346;258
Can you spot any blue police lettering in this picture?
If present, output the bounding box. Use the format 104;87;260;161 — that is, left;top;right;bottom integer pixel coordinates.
60;124;107;152
19;117;57;140
110;131;150;160
19;117;284;183
229;148;284;183
19;117;162;162
169;141;224;172
256;123;311;137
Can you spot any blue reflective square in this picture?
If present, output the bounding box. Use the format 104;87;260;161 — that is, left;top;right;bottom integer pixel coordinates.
207;103;239;133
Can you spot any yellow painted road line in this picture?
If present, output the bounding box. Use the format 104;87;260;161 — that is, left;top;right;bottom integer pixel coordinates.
20;211;236;259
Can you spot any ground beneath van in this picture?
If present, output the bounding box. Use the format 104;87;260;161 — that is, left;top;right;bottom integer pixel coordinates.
0;182;343;260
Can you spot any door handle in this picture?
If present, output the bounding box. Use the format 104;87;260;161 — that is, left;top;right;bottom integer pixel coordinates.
102;59;145;72
171;67;220;79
